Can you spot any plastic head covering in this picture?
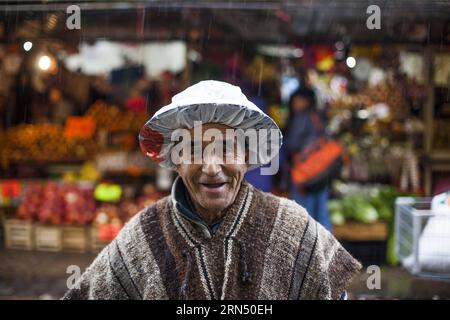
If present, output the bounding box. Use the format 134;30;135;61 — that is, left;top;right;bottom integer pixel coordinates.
139;80;282;170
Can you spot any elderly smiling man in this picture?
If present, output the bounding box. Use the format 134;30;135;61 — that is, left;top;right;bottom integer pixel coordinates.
63;80;361;300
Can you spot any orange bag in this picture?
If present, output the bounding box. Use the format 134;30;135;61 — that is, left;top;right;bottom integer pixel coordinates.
290;112;345;192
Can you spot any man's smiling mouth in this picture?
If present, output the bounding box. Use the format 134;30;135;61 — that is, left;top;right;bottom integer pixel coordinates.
199;182;227;189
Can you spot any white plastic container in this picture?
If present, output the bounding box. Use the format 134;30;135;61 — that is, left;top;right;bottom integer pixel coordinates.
395;197;450;280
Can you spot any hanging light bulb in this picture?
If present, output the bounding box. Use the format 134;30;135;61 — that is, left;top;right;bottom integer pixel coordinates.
346;56;356;68
23;41;33;52
38;55;52;71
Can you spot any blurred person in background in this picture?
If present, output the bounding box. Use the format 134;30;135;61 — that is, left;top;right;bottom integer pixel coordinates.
285;86;332;231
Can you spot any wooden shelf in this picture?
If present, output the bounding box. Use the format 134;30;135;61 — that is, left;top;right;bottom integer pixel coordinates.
424;150;450;162
333;221;388;241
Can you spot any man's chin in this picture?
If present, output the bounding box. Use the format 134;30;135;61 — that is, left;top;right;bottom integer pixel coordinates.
199;200;229;214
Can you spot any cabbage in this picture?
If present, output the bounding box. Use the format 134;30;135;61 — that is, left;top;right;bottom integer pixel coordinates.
330;211;346;225
369;196;392;220
354;202;378;223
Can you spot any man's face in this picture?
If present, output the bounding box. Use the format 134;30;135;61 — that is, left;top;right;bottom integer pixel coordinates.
175;123;248;220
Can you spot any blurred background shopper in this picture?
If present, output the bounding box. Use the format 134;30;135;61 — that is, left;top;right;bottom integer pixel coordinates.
285;87;333;231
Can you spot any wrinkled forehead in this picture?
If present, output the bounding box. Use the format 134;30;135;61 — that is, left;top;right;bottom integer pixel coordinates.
174;122;247;150
187;122;233;135
186;122;241;144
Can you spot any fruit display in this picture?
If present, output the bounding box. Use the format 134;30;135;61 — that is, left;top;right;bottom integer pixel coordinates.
93;203;123;241
15;182;42;221
16;181;96;225
86;100;148;133
62;161;101;183
92;188;166;241
35;181;65;225
14;179;165;228
324;72;425;186
63;184;96;225
365;85;407;114
1;100;149;167
86;101;122;130
1;124;98;165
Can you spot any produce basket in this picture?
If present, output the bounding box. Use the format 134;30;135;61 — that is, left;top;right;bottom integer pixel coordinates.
4;219;34;250
395;197;450;280
35;224;63;252
62;226;89;253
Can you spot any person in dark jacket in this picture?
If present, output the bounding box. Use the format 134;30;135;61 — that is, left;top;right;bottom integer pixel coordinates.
285;86;332;231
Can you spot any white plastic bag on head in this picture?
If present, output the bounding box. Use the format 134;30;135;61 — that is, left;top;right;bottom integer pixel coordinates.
140;80;283;170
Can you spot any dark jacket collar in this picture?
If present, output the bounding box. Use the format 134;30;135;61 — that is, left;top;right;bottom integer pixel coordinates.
171;176;223;236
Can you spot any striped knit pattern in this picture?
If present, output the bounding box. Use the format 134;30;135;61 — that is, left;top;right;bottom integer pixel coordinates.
63;181;361;300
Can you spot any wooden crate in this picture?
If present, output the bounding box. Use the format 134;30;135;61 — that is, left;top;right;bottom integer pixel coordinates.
333;222;388;241
4;219;34;250
62;226;89;253
35;225;63;252
90;226;111;253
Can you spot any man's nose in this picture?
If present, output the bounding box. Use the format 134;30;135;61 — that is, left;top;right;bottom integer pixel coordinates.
201;152;222;176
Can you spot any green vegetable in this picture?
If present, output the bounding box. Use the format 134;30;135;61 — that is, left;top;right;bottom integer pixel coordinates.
386;219;399;266
330;211;346;225
340;193;376;222
353;202;378;223
328;199;346;225
328;199;342;213
369;196;392;221
341;195;358;219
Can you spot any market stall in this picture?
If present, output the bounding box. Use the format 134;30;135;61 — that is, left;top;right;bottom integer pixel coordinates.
0;0;449;299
